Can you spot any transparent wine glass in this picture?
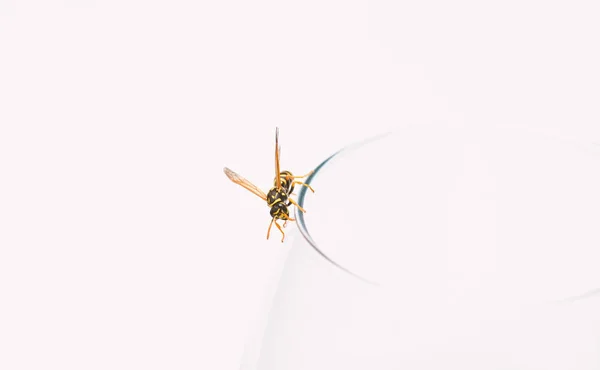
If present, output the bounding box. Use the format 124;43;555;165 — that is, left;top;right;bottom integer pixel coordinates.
241;123;600;370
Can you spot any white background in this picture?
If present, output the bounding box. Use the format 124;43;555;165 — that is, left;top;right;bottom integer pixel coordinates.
1;0;599;369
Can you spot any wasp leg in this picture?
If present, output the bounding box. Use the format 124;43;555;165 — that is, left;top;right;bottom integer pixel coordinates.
287;170;313;179
287;197;306;213
274;219;286;242
266;218;275;240
283;216;295;228
285;171;315;193
292;181;315;193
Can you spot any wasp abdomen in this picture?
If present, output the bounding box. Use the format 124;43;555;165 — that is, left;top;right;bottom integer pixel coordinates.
277;170;295;194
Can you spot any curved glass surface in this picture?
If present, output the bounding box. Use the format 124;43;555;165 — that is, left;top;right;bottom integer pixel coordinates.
241;124;600;370
294;130;393;286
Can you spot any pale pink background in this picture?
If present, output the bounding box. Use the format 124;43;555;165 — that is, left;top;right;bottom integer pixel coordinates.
1;0;599;369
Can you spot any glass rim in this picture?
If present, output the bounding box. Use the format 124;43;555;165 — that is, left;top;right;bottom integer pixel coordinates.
294;131;394;287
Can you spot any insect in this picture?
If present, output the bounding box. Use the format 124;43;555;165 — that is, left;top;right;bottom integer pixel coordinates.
223;127;315;242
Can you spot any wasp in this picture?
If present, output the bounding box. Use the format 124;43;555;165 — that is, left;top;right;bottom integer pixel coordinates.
223;127;315;242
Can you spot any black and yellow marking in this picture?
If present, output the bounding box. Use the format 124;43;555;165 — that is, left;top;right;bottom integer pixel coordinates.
275;170;315;196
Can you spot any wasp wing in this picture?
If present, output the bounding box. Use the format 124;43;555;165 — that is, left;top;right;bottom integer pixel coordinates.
223;167;267;201
274;127;281;189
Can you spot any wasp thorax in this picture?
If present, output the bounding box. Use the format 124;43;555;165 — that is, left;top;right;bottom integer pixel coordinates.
269;201;289;219
266;187;288;207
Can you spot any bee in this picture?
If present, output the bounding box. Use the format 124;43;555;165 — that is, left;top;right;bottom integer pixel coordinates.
223;127;314;242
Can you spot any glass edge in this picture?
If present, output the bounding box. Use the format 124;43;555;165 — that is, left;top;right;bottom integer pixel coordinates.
294;130;395;287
